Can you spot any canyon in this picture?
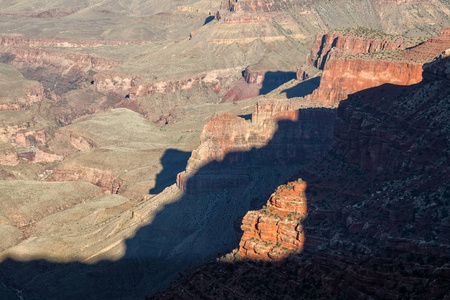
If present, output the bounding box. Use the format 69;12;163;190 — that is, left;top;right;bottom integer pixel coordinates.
0;0;449;299
153;52;450;300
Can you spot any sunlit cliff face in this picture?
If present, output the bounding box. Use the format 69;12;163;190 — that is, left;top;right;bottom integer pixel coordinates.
238;179;307;261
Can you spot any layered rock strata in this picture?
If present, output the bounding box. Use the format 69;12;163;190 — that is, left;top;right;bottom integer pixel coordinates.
309;59;423;104
47;166;123;194
122;69;238;98
0;35;150;48
308;28;450;104
177;99;335;194
238;180;307;260
153;55;450;300
307;28;420;69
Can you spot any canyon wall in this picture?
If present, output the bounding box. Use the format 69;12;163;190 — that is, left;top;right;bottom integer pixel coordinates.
309;59;423;104
307;29;418;69
155;55;450;300
5;47;120;72
332;56;450;172
177;99;335;194
116;69;239;98
308;27;450;104
47;166;123;194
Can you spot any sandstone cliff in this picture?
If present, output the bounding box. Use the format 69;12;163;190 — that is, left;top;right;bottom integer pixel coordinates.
308;27;450;104
177;99;335;194
309;59;423;104
238;180;307;260
307;27;421;69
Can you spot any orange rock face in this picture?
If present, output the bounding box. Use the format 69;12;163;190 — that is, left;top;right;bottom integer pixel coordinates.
308;28;450;104
177;99;335;194
309;59;423;104
238;180;307;260
307;31;414;69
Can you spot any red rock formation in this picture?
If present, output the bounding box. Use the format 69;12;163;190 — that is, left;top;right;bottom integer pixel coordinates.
177;99;335;194
153;55;450;300
398;27;450;63
252;98;293;124
238;180;307;260
308;28;450;104
308;59;423;104
333;56;450;172
307;29;418;69
296;67;309;81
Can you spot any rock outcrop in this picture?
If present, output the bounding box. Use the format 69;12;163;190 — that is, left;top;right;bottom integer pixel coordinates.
308;28;450;104
47;166;123;194
238;180;307;260
309;59;423;104
307;28;420;69
0;125;47;148
126;69;238;98
177;99;335;194
0;82;44;111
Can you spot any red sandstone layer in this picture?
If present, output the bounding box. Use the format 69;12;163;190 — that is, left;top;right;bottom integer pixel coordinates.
308;27;450;104
177;99;335;194
308;59;423;104
238;180;307;260
307;30;417;69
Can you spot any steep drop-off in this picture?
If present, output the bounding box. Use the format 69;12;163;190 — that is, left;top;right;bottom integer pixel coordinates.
153;55;450;300
307;27;421;69
308;27;450;104
177;99;335;194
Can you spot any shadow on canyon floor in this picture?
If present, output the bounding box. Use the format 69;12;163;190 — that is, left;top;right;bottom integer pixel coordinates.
0;107;336;299
281;76;320;99
149;149;191;194
259;71;297;95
